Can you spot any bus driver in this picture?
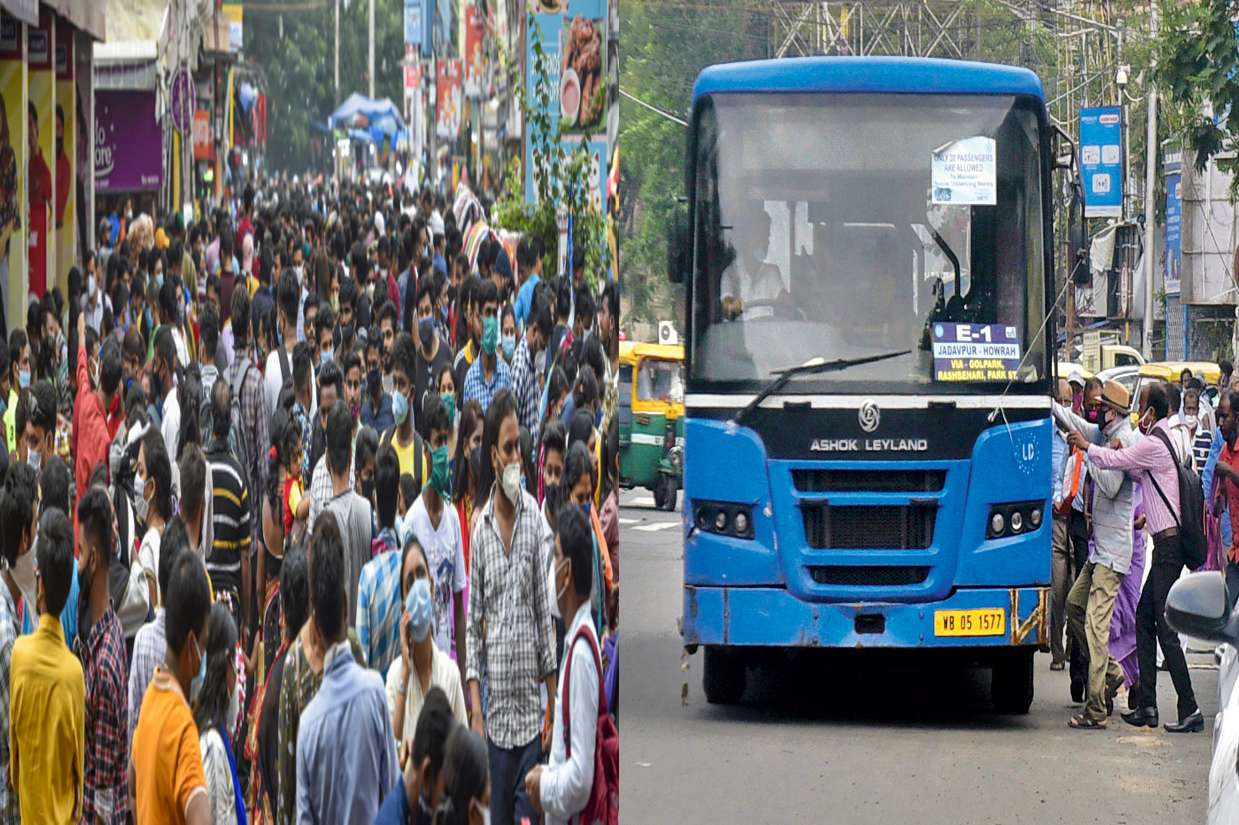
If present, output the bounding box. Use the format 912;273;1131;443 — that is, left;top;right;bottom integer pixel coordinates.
720;204;787;321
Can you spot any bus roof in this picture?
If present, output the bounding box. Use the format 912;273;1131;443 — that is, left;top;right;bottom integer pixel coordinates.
692;57;1044;104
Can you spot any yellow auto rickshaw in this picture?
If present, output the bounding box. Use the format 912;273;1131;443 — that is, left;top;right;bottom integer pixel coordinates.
618;341;685;510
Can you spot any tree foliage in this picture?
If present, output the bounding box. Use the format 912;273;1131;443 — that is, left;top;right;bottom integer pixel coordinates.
245;0;409;172
1155;0;1239;177
492;14;609;291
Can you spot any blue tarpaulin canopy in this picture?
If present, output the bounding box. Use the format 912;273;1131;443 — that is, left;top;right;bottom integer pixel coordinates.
328;93;405;136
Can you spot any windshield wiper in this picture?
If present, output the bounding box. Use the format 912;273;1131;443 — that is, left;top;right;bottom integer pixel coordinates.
731;350;910;426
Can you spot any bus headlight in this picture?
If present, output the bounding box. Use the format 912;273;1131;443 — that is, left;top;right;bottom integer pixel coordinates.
692;500;755;539
987;501;1047;539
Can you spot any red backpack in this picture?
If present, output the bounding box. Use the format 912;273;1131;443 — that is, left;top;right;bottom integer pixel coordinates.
561;624;619;825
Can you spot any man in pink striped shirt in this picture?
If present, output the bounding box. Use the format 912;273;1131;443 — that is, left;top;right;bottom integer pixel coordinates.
1067;381;1202;733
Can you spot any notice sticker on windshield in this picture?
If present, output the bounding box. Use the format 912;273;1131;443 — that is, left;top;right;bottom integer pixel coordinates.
931;323;1021;382
931;136;997;206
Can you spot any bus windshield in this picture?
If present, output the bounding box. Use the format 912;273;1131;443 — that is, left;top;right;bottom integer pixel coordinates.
689;92;1048;394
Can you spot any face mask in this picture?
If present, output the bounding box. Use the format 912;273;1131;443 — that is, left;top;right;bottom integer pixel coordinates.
1186;415;1199;429
367;367;381;397
430;445;452;499
10;547;37;614
26;447;40;474
156;273;165;290
320;350;332;369
350;402;360;424
1084;407;1100;425
501;461;522;504
133;471;150;524
581;500;592;518
18;368;29;389
87;274;97;298
77;543;93;602
293;264;304;283
501;334;516;361
190;635;207;703
548;556;565;621
392;389;409;427
1138;409;1154;435
418;315;436;351
405;577;432;643
361;477;375;501
481;315;499;356
440;392;456;425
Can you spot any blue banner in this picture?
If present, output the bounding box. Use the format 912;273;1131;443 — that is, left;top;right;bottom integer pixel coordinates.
1079;106;1123;218
1165;172;1181;295
403;0;422;48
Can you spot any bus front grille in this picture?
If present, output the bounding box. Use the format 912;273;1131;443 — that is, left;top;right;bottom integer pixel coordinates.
792;469;946;493
808;565;930;586
801;504;936;549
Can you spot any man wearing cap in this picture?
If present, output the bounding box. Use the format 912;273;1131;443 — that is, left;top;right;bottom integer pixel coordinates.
1056;379;1138;728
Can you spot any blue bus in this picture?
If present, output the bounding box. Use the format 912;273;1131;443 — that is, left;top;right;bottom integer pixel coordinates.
670;57;1078;713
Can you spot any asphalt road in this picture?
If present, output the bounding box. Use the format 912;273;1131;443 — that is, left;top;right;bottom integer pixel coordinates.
619;489;1216;824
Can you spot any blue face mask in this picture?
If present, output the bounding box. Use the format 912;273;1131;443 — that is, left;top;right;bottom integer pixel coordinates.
156;273;165;290
319;350;331;369
392;389;409;426
581;501;592;518
17;368;29;389
405;577;432;643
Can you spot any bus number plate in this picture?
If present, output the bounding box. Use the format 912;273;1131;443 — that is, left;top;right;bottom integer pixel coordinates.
933;608;1005;637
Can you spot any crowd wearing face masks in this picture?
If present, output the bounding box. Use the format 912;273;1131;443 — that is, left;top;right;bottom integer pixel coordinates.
0;173;621;825
1048;367;1237;735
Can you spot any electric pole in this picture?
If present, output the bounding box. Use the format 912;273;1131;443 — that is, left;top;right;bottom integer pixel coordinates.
335;0;340;103
369;0;376;99
1142;0;1158;357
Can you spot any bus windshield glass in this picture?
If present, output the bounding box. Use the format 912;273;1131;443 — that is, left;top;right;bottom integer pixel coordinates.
690;92;1048;394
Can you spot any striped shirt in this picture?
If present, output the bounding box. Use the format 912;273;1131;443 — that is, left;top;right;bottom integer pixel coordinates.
465;486;556;749
1193;429;1214;475
207;440;253;596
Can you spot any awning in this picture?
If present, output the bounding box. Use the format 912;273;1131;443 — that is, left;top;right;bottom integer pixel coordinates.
329;93;405;135
0;0;36;28
49;0;105;40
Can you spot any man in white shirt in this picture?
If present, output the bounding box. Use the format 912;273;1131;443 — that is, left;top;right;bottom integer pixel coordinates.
525;505;601;825
719;204;786;321
266;270;317;416
153;327;181;465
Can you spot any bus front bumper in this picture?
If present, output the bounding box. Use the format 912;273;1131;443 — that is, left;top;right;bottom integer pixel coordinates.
682;585;1050;650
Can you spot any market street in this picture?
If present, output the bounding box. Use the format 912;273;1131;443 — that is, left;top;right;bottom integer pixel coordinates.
619;489;1216;824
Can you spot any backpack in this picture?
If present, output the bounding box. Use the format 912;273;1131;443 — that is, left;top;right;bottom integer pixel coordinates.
1148;428;1207;569
381;426;424;492
228;361;258;502
561;624;619;825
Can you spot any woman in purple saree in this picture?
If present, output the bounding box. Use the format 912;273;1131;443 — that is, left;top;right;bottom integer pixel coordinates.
1108;482;1145;692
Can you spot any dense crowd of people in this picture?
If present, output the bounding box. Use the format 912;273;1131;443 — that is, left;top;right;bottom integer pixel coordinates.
1050;364;1234;733
0;173;621;824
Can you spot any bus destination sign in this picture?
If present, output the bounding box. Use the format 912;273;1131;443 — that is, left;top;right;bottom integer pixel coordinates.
931;323;1021;382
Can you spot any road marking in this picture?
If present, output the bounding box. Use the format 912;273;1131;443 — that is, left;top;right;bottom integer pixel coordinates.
618;517;640;525
634;522;679;532
629;496;656;508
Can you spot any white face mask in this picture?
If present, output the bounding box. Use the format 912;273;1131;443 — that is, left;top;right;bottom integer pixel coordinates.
133;471;150;523
548;558;563;620
1186;415;1199;430
501;461;522;505
10;545;37;612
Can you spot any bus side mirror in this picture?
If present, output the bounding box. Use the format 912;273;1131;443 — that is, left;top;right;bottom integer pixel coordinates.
1053;125;1076;171
1068;184;1091;285
668;202;689;284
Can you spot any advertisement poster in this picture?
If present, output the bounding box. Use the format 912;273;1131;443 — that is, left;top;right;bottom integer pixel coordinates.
525;0;609;206
94;91;164;193
1164;150;1181;296
192;109;213;160
222;3;243;52
54;17;72;289
403;0;423;47
463;5;484;99
930;322;1022;382
435;57;460;140
27;11;51;298
0;14;25;335
1079;106;1123;219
